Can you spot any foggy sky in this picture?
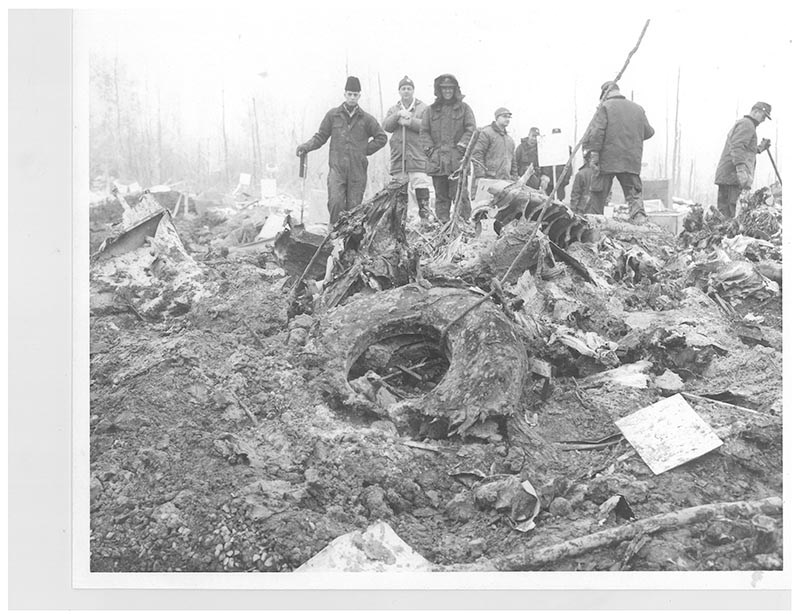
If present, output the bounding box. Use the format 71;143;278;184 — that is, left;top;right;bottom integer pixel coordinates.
80;1;793;197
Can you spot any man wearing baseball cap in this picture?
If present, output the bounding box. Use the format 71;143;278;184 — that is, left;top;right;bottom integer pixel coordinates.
714;101;773;218
382;76;434;224
471;107;518;198
296;76;387;225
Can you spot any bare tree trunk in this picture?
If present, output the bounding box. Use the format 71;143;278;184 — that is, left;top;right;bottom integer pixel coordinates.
157;88;163;184
664;89;669;180
671;67;680;193
113;55;130;177
221;89;229;185
252;97;262;187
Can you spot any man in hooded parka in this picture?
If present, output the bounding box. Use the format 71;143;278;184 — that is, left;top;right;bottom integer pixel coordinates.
420;74;476;222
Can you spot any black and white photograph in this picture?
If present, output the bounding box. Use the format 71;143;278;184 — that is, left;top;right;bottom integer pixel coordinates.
8;3;795;609
81;3;788;577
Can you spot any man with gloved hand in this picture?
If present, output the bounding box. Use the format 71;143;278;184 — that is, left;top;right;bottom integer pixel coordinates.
714;101;772;218
383;75;434;224
420;73;476;223
296;76;387;225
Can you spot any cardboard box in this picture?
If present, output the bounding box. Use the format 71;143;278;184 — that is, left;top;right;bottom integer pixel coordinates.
648;210;686;235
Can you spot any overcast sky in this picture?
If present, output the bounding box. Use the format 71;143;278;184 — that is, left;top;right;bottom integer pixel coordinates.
80;1;794;197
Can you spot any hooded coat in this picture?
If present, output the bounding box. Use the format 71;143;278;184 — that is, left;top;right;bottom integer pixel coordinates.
419;74;476;176
383;98;429;175
585;91;654;174
473;121;517;180
714;115;759;187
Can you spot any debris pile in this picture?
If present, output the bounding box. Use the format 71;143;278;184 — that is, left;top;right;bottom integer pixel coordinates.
89;174;782;573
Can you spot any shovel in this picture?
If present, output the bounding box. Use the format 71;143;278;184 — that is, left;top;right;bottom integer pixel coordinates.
765;148;782;186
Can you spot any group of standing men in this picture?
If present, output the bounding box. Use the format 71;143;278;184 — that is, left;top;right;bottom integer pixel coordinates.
297;74;773;227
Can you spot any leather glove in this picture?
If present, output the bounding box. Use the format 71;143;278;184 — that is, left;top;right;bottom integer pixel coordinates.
757;138;771;153
735;164;750;189
296;145;307;157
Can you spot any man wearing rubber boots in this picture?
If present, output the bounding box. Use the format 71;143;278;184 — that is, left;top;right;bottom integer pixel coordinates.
585;81;654;223
296;76;387;226
714;101;772;218
383;75;434;224
420;74;476;223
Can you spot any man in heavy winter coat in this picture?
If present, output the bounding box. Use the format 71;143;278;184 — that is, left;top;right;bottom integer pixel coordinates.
714;102;772;218
383;75;433;221
471;107;517;198
296;76;387;225
420;74;476;222
585;81;654;222
569;150;594;214
515;126;541;189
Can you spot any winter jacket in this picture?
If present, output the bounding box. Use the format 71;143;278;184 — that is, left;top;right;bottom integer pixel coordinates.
715;115;759;188
300;104;387;174
420;74;476;176
383;98;429;175
585;92;654;174
569;163;594;212
515;137;540;176
472;122;517;179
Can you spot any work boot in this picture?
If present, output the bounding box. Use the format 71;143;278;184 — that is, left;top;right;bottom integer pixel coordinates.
630;211;648;226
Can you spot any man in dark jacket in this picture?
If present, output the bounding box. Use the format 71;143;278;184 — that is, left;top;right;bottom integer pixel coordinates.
585;81;654;223
471;107;518;198
714;102;772;218
296;76;387;225
569;150;594;214
420;74;476;222
383;75;433;221
515;127;541;189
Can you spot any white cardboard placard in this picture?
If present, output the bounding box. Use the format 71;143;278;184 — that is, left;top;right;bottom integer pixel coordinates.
615;394;723;475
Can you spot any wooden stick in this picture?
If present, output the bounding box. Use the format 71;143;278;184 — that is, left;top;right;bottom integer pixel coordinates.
498;19;651;286
458;496;782;571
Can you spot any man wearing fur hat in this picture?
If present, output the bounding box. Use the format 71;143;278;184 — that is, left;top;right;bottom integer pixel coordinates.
585;81;654;223
471;107;518;198
420;74;476;222
296;76;387;225
383;76;434;223
714;101;773;218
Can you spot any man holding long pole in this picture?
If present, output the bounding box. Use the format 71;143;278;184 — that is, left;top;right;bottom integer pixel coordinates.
383;76;433;223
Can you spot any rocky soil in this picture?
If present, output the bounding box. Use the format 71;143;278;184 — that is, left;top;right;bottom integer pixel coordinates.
88;190;783;573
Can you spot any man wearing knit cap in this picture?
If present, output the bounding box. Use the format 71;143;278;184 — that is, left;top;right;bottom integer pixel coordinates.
383;76;434;223
714;101;773;218
585;80;654;224
420;74;476;222
296;76;387;225
471;107;517;198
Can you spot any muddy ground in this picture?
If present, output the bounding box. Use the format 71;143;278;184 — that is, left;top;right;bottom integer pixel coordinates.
88;191;783;573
